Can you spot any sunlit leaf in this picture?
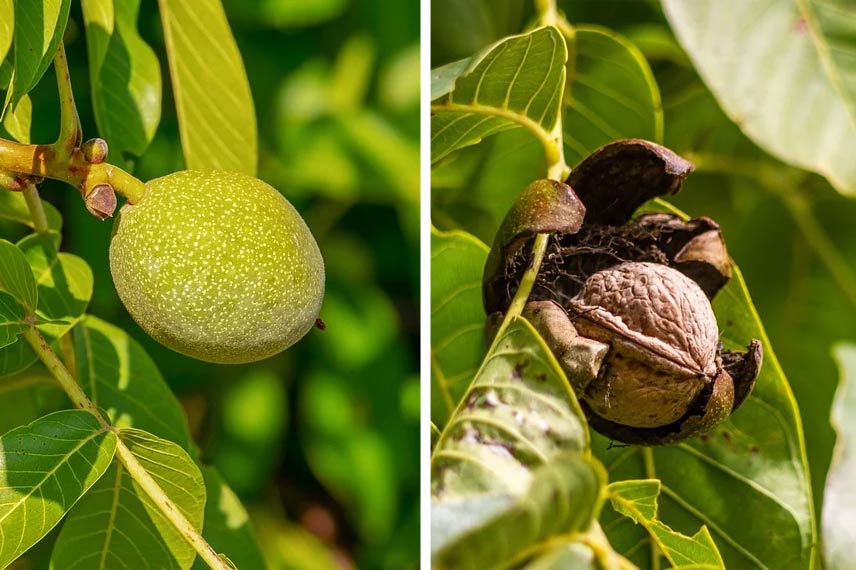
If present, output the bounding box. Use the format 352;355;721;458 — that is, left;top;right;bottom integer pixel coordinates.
432;455;606;570
191;466;266;570
19;232;93;337
521;543;598;569
73;315;192;451
563;25;662;165
51;428;205;570
4;0;71;112
0;239;37;314
1;93;31;143
608;479;724;569
0;0;11;65
0;293;29;349
0;410;117;568
663;0;856;194
824;344;856;570
81;0;162;166
430;227;489;427
431;27;567;164
432;318;589;500
158;0;258;174
0;191;63;231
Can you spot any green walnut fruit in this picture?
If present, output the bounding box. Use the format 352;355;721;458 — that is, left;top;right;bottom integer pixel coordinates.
110;170;325;364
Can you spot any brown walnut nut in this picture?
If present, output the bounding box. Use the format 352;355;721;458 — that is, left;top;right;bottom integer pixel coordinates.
483;139;762;446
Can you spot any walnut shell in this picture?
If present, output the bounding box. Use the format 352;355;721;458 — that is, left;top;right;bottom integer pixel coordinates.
568;262;720;428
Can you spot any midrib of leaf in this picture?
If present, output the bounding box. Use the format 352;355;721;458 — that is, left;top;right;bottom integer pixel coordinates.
797;0;856;133
98;463;124;569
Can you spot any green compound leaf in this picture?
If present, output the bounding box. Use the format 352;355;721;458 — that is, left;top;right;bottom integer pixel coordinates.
432;318;589;501
432;455;606;570
81;0;163;167
73;315;193;452
0;409;118;568
563;25;663;166
824;345;856;569
0;239;37;315
158;0;258;175
0;191;63;232
4;0;71;113
191;466;266;570
430;227;489;428
431;26;567;164
608;479;724;569
663;0;856;195
51;428;205;570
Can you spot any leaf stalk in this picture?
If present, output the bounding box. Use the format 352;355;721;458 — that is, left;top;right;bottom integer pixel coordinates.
22;328;230;569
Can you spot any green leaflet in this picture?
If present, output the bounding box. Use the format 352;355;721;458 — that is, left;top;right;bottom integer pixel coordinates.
157;0;258;174
431;27;567;164
0;0;12;66
430;227;489;427
19;232;93;338
0;410;117;568
432;455;606;570
0;240;37;315
430;308;614;567
0;191;63;232
81;0;163;167
0;232;94;378
432;318;589;501
563;25;663;166
1;93;30;143
73;315;193;452
3;0;71;114
608;479;724;569
0;293;29;349
663;0;856;195
51;428;205;570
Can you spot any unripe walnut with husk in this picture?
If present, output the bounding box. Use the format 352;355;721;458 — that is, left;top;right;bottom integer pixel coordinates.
484;139;761;445
110;170;325;364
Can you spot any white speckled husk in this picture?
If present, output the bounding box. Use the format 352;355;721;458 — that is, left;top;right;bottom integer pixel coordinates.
110;170;325;364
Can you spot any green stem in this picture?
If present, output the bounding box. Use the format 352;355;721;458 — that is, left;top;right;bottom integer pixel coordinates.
22;183;49;234
581;524;637;570
641;447;661;570
494;232;551;343
22;328;230;570
22;328;109;425
535;0;559;26
52;43;82;159
0;137;145;203
431;232;552;465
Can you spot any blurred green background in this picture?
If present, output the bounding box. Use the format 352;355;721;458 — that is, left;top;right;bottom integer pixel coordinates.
6;1;419;568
